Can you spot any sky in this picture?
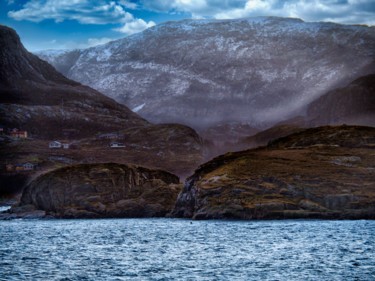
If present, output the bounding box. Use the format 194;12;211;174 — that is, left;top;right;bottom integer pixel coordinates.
1;0;375;51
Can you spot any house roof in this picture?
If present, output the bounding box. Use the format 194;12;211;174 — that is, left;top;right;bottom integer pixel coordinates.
110;142;125;145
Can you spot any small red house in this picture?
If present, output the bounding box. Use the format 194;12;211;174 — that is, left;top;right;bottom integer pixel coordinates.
10;129;28;139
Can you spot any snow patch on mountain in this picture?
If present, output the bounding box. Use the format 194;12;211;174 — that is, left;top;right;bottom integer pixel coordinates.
37;17;375;131
132;103;146;112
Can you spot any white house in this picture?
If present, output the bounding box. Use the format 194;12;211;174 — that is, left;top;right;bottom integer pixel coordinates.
110;142;125;148
23;163;35;171
62;143;70;149
49;141;62;148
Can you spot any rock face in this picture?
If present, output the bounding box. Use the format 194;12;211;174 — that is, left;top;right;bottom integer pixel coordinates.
13;163;180;218
37;17;375;130
172;125;375;219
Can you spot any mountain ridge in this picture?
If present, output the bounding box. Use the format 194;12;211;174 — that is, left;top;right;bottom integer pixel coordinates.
37;16;375;131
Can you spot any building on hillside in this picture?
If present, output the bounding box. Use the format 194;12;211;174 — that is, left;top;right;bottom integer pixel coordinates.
22;163;35;171
15;164;24;172
13;163;37;172
5;164;14;172
10;128;28;139
110;142;125;148
49;141;70;149
49;141;62;148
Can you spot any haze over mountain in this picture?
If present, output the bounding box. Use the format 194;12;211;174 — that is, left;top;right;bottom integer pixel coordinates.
37;17;375;132
306;74;375;127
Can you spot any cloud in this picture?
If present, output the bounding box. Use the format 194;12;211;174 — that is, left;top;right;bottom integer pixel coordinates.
9;0;125;24
119;0;138;10
115;19;155;35
8;0;154;34
141;0;245;17
141;0;375;25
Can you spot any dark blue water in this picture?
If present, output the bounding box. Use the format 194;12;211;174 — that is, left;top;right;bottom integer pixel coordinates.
0;219;374;280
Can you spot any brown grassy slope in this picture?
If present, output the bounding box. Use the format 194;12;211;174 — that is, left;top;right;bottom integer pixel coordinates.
172;125;375;219
240;124;304;148
0;124;204;183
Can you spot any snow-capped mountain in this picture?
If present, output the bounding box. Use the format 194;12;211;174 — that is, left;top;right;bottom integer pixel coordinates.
37;17;375;130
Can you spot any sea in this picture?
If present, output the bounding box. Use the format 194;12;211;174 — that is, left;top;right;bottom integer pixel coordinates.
0;219;374;280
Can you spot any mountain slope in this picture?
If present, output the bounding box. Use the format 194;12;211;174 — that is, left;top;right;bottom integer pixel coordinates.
172;125;375;219
0;25;146;138
0;25;205;187
37;17;375;130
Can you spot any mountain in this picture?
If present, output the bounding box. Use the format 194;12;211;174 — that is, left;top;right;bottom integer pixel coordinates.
0;25;205;195
37;17;375;133
0;25;146;138
172;125;375;219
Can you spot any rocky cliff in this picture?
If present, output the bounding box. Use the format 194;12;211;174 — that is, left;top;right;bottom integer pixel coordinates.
172;125;375;219
37;17;375;131
8;163;180;218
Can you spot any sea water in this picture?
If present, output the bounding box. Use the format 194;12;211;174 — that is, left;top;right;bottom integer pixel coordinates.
0;219;374;280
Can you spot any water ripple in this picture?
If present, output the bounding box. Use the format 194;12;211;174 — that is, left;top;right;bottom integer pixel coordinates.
0;219;375;280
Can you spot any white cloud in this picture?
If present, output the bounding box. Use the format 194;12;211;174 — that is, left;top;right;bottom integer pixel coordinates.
7;0;375;29
141;0;375;25
115;18;155;35
8;0;131;24
119;0;138;10
8;0;155;35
